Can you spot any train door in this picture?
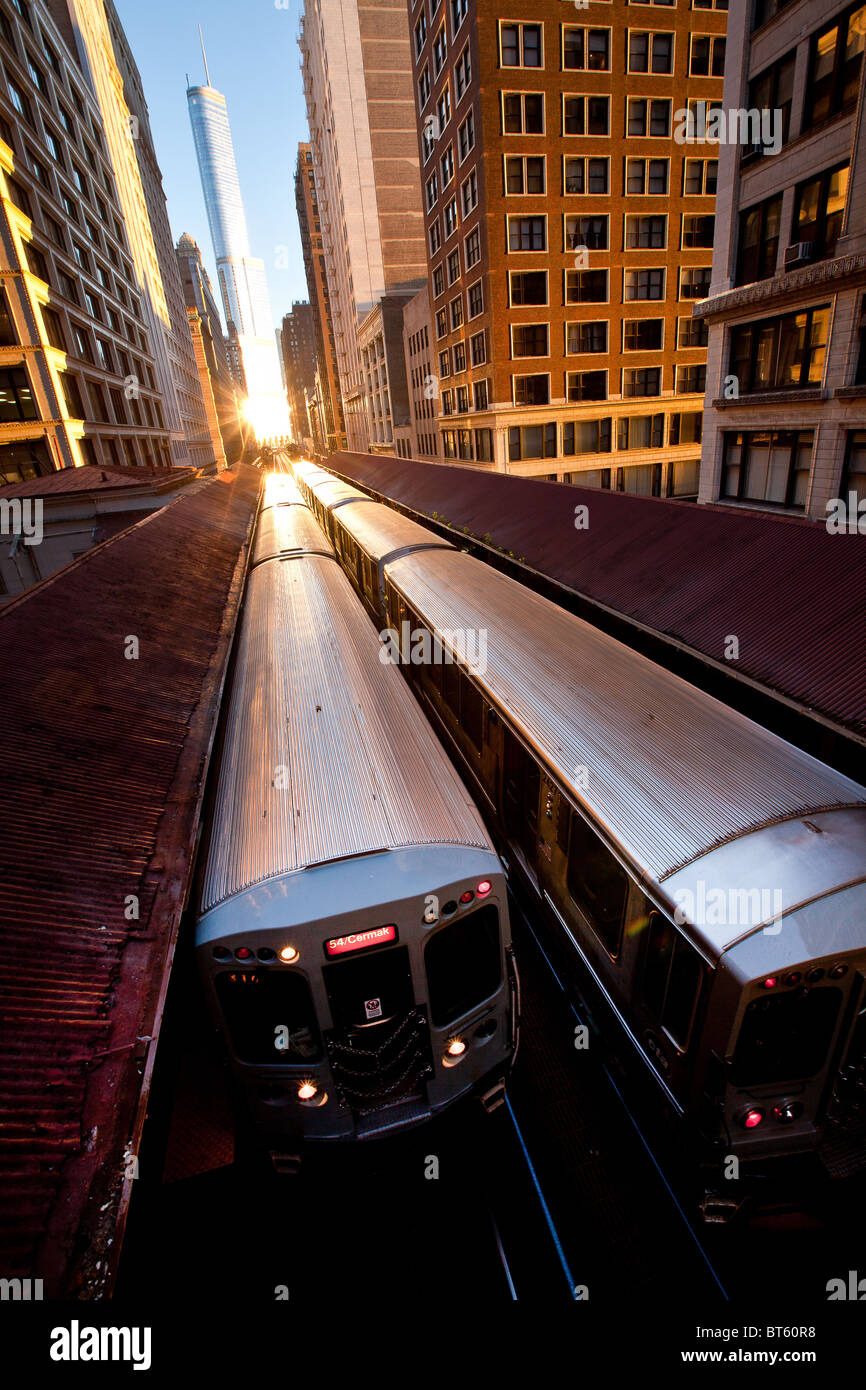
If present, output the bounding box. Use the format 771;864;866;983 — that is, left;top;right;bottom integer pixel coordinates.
500;724;540;881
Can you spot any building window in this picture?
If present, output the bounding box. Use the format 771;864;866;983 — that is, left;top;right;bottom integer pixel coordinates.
623;366;662;396
8;80;33;126
624;214;666;249
625;157;668;195
464;226;481;268
441;146;454;186
473;379;488;410
502;92;544;134
721;430;813;509
437;85;451;130
736;195;782;285
512;323;549;357
618;414;664;449
452;341;466;372
59;370;84;418
792;165;849;262
461;169;478;215
682;214;715;248
455;45;471;98
450;295;464;329
628;31;674;73
508;215;546;251
439;349;450;377
562;419;612;455
0;366;37;421
563;94;610;135
623;319;663;351
567;320;607;354
689;34;726;75
456;385;469;413
842;430;866;503
564;156;609;195
458;109;475;160
856;300;866;384
805;4;866;127
669;412;703;445
414;11;427;56
500;22;542;67
624;267;665;300
680;266;711;299
729;306;830;392
447;248;460;284
682;158;718;195
72;323;93;361
470;330;486;365
562;27;611;71
504;155;545;195
677;315;708;348
747;51;795;150
436;308;448;338
565;269;608;302
433;25;447;76
433;264;445;297
510;270;548;306
41;306;67;352
426;171;439;210
675;364;707;393
418;66;431;108
441;388;453;416
626;97;671;136
429;219;442;254
566;369;607;401
444;198;459;237
468;281;483;318
25;243;48;280
509;422;557;458
513;374;550;406
451;0;469;34
565;215;608;251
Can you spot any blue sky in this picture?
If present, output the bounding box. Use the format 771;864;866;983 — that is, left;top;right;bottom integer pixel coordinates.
114;0;310;331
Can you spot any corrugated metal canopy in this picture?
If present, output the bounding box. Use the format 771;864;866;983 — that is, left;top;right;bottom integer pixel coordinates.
387;548;866;882
328;453;866;745
0;466;259;1294
334;498;455;564
201;554;490;913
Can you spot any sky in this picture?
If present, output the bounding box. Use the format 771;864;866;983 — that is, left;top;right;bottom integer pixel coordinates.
114;0;311;333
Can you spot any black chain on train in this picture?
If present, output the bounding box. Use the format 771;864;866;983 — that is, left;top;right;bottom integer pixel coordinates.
325;1008;434;1114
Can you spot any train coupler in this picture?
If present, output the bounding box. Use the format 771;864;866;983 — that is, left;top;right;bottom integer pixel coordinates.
270;1150;302;1176
699;1189;747;1224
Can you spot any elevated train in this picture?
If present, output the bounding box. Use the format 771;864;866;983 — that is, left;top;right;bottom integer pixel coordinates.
294;459;866;1204
195;471;518;1151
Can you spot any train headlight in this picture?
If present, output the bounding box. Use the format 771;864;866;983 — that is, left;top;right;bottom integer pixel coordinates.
297;1080;327;1107
279;945;300;964
442;1037;467;1067
739;1107;764;1130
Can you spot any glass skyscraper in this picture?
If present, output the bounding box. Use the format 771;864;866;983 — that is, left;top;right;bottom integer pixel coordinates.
187;80;284;407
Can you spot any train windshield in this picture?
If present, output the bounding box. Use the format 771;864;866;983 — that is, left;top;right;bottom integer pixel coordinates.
731;987;842;1085
215;970;322;1064
425;906;501;1027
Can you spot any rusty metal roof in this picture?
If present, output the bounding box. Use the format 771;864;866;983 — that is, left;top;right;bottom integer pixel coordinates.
0;465;260;1296
0;464;197;498
327;454;866;747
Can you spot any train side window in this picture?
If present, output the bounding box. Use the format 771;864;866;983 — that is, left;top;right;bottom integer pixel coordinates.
556;797;571;855
566;814;628;957
461;675;484;751
442;654;460;713
642;910;703;1051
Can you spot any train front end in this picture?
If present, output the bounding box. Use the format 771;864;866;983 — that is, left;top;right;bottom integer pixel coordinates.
196;845;515;1142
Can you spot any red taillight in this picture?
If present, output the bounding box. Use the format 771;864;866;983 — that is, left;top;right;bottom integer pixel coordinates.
460;890;474;904
761;976;777;990
477;880;492;897
742;1109;763;1130
235;946;254;961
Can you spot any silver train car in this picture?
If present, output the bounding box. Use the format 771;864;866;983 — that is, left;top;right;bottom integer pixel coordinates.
303;463;866;1197
195;481;517;1147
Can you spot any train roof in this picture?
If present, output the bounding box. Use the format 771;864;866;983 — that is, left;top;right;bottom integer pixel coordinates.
385;548;866;887
262;475;304;508
308;476;369;511
252;503;335;566
332;498;456;565
200;554;493;914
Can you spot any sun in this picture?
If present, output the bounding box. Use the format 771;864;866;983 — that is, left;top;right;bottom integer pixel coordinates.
242;393;291;442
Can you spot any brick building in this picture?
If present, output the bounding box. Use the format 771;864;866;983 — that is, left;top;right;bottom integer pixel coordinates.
294;142;345;451
408;0;727;488
696;0;866;521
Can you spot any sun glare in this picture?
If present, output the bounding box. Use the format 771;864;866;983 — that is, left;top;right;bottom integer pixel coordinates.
242;393;291;442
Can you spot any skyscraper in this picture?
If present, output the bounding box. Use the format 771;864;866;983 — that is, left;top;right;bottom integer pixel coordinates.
186;40;286;436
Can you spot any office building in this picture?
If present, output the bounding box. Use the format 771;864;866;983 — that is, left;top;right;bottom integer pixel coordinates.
176;232;245;466
294;142;344;451
696;0;866;521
